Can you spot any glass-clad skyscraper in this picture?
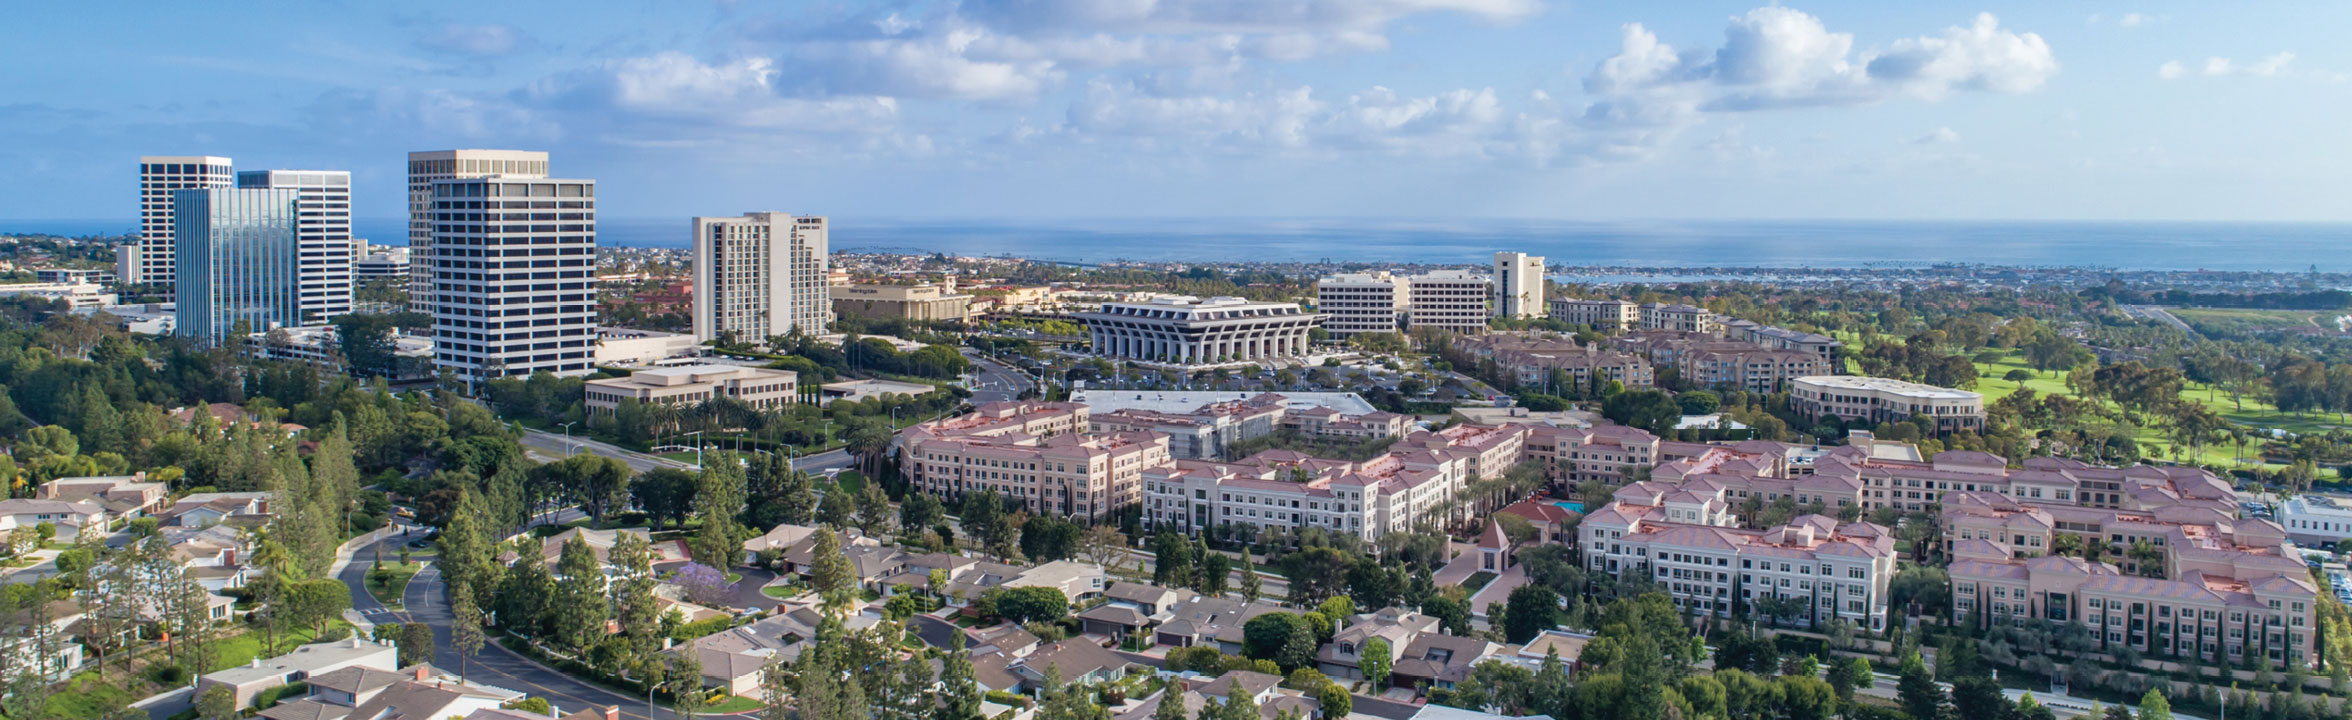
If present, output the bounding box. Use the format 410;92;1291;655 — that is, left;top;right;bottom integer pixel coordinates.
173;188;301;344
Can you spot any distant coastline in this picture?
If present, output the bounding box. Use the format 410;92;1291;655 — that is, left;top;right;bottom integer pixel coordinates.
8;217;2350;272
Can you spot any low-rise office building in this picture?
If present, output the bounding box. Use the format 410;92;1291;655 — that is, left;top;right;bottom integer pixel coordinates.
582;364;798;413
1315;269;1492;339
831;282;973;323
0;282;117;308
593;327;699;367
2278;495;2352;547
1790;375;1986;433
32;268;107;285
1076;295;1319;366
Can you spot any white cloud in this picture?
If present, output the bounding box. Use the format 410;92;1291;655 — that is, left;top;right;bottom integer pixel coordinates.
2118;12;2154;27
525;53;898;132
794;28;1063;102
2159;51;2298;80
961;0;1538;35
1912;127;1960;144
1559;8;2055;163
1066;80;1322;148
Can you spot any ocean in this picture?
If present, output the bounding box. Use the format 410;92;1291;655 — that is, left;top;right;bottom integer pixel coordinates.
10;217;2349;272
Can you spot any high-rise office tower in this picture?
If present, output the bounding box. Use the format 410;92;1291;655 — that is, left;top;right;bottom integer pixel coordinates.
691;213;830;343
129;156;235;287
173;188;301;344
425;177;597;384
406;150;549;313
1493;251;1546;319
236;170;353;323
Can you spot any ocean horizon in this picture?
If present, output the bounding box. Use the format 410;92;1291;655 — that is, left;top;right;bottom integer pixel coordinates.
7;217;2349;272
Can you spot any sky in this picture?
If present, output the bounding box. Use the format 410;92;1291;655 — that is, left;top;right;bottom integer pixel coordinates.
3;1;2348;224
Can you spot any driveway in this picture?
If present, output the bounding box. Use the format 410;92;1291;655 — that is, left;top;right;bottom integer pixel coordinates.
1431;541;1483;587
1466;564;1526;618
908;614;960;649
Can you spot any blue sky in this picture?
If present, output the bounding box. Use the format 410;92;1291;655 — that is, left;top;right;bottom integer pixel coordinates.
3;1;2347;223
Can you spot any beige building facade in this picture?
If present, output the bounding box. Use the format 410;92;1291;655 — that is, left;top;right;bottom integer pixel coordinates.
584;364;799;412
831;282;973;323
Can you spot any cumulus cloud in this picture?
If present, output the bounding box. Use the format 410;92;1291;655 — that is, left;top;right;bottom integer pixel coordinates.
523;53;897;132
2158;52;2298;80
961;0;1538;35
790;28;1063;102
415;23;533;57
1556;8;2055;164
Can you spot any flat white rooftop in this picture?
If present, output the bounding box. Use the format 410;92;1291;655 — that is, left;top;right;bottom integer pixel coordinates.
1794;375;1979;400
1070;390;1375;416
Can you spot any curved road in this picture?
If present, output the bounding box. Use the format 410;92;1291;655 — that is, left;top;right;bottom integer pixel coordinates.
340;533;675;720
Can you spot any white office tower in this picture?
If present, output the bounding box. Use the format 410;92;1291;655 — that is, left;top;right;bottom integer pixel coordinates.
236;170;353;323
425;177;597;385
1493;251;1546;318
130;156;235;287
691;213;830;344
406;150;549;312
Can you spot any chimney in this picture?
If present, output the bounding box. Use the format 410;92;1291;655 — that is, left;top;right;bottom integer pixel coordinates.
413;665;429;681
349;636;362;649
250;658;261;669
604;707;619;720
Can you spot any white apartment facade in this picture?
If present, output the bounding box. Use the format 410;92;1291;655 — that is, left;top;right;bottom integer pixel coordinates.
1548;298;1638;332
1791;375;1987;433
236;170;354;323
128;155;234;286
900;402;1167;521
424;177;598;384
1407;270;1492;335
1313;270;1492;339
1640;304;1720;334
1140;424;1528;540
407;150;550;313
1581;484;1898;631
692;213;830;344
1076;295;1319;366
1492;252;1545;319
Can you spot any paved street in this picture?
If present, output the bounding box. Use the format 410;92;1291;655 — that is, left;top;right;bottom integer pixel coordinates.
964;350;1033;404
519;429;692;474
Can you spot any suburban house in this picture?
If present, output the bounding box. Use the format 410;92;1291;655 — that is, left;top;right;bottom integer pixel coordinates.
37;474;168;519
162;524;251;590
1495;498;1580;545
1148;595;1283;652
199;637;398;708
740;523;818;556
1077;582;1188;639
1115;671;1322;720
1487;630;1590;674
1318;608;1439;681
3;599;87;681
1390;633;1499;692
158;492;273;528
971;638;1137;695
684;601;886;695
966;623;1042;657
256;664;532;720
0;498;107;540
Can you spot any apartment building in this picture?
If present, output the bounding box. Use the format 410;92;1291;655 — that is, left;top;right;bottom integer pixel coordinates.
692;213;831;343
1280;406;1412;440
407;150;550;313
127;156;235;287
1791;375;1986;433
1314;270;1491;339
2277;495;2352;547
1548;298;1638;332
1945;491;2317;667
1089;395;1286;461
1659;440;2240;517
831;282;973;323
1640;304;1719;334
1076;295;1319;366
1452;333;1656;392
899;402;1166;520
1580;484;1898;631
423;177;598;384
236;170;354;322
1611;331;1830;393
1492;252;1545;319
582;365;799;413
1140;424;1527;540
172;188;303;344
1721;319;1842;363
1523;424;1663;485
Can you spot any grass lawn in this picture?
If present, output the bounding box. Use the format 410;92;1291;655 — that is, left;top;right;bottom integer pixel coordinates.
835;473;866;495
1464;571;1498;592
660;452;702;465
2170;307;2330;335
208;621;355;672
366;561;423;607
698;695;764;714
761;584;802;599
1965;349;2344;469
45;672;139;720
952;614;986;628
724;572;743;584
